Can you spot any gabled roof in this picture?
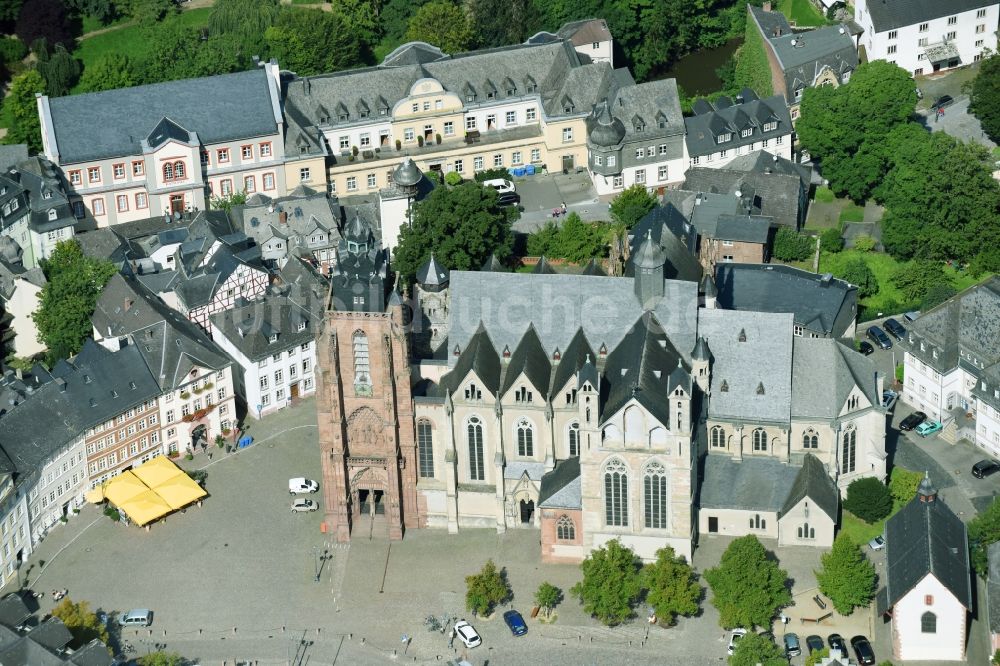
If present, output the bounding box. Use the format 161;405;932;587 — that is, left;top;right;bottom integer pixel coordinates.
146;117;192;148
779;453;838;519
883;480;972;611
210;296;318;362
791;337;882;420
550;328;595;396
700;455;800;512
0;594;30;628
908;277;1000;374
441;323;502;397
862;0;993;33
684;94;791;159
627;204;702;282
500;325;551;401
538;457;581;509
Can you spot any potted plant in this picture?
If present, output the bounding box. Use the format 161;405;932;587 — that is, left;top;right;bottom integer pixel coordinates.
395;139;401;150
435;133;442;145
168;450;180;459
215;434;225;448
222;427;232;436
417;135;424;147
180;391;191;400
352;145;359;156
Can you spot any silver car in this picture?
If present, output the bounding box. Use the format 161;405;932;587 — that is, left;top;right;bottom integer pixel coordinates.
291;498;318;512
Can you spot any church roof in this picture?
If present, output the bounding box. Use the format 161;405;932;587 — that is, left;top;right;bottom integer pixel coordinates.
416;253;450;287
538;457;581;509
441;323;502;396
779;453;838;519
500;325;552;401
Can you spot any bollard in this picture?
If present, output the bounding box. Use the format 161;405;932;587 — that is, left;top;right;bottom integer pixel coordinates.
361;637;365;645
348;633;352;640
163;630;167;637
233;627;237;635
282;626;285;633
317;627;321;635
199;629;202;636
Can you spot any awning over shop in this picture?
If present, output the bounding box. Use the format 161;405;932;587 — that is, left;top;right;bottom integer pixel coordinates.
103;471;148;506
131;455;185;487
84;486;104;504
152;474;207;511
117;490;173;526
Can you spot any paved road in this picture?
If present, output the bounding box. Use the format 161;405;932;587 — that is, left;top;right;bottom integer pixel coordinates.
511;171;610;233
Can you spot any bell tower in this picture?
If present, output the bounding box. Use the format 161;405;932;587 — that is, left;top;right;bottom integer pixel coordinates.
315;215;422;541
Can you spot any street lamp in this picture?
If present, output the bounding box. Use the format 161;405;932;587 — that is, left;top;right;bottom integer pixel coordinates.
313;547;331;582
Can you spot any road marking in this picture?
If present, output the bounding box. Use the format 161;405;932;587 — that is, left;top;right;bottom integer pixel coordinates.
31;515;104;585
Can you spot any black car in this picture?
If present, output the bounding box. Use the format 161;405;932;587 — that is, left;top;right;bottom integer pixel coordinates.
806;635;824;654
858;340;874;356
899;411;927;431
866;326;892;350
496;191;521;207
883;318;907;340
828;633;848;656
502;610;527;636
932;94;954;109
851;635;876;665
972;460;1000;479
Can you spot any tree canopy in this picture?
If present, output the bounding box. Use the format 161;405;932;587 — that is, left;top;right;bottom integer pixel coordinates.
843;477;893;524
609;184;657;229
729;632;787;666
137;652;186;666
15;0;69;49
526;214;608;263
32;240;117;364
772;227;813;262
51;598;109;648
704;535;790;630
815;532;876;615
970;53;1000;143
571;538;643;626
643;546;701;626
969;496;1000;575
835;257;879;298
36;42;81;97
393;182;512;285
406;1;473;54
465;559;509;616
208;0;280;48
79;53;138;93
263;8;362;76
534;582;562;619
3;70;46;152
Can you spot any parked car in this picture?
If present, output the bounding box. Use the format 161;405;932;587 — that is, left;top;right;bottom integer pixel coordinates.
882;389;898;410
828;633;848;656
503;610;527;636
915;420;943;437
903;310;920;323
899;411;927;431
783;632;801;657
883;318;907;340
866;326;892;350
454;620;482;648
858;340;874;356
868;535;886;551
851;635;876;665
496;191;521;207
289;478;319;494
932;94;954;109
972;460;1000;479
727;628;747;655
118;609;153;627
806;635;824;654
482;178;515;194
291;498;318;512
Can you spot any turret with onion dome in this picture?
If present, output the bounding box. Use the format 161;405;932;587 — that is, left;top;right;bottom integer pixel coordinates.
392;157;423;190
586;99;626;178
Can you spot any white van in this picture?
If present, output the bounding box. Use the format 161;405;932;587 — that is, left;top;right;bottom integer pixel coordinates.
118;609;153;627
482;178;515;194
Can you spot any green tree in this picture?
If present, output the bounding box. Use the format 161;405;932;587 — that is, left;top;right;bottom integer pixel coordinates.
891;260;949;302
263;8;362;76
51;598;109;648
32;240;117;363
730;632;787;666
852;235;876;252
970;53;1000;143
393;181;512;284
137;652;186;666
208;0;279;52
123;0;175;25
36;42;81;97
815;533;876;615
15;0;69;48
922;282;958;310
643;546;701;626
819;228;843;254
609;184;657;229
534;582;562;619
3;70;45;151
805;647;831;666
889;467;924;505
210;190;247;212
334;0;381;51
732;12;773;97
835;257;879;298
405;1;473;53
969;496;1000;575
140;19;247;85
467;0;540;49
843;477;893;524
526;214;607;263
571;538;643;626
79;53;138;93
65;0;118;25
465;559;509;616
772;226;813;262
704;535;791;630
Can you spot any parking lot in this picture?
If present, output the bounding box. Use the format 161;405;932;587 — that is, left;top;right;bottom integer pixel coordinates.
916;64;996;151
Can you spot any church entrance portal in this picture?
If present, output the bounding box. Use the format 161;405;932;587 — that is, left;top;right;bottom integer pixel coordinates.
519;499;534;524
358;489;385;516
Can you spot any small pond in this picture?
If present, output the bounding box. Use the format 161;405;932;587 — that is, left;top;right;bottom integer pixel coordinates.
653;37;743;97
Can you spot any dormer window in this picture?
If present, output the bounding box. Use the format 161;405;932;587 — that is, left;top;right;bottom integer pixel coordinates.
43;190;52;199
465;382;481;401
269;334;278;343
297;321;307;332
338;112;349;121
740;128;752;138
47;209;57;221
763;121;777;132
717;133;732;144
467;94;476;102
634;122;644;132
515;386;533;403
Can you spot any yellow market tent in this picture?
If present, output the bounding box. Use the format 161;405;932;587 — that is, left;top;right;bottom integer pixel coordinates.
117;490;173;526
84;485;105;504
152;474;207;511
131;455;185;488
103;471;148;506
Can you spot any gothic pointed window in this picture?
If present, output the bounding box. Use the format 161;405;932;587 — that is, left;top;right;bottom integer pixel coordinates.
417;419;434;478
516;418;534;457
568;422;580;457
752;428;767;451
803;428;818;449
556;515;575;540
841;426;857;474
604;458;629;527
467;416;484;481
352;330;371;396
643;461;667;529
921;611;936;633
710;425;726;448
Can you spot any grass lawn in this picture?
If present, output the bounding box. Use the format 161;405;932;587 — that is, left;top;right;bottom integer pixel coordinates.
814;186;835;204
840;510;888;546
71;8;212;92
779;0;829;26
839;204;865;224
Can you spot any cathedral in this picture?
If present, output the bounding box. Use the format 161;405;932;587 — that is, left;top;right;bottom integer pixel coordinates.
315;203;887;563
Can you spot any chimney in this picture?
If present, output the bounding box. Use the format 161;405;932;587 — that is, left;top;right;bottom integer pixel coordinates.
819;272;833;287
279;211;288;225
124;298;134;312
55;378;66;392
763;1;772;11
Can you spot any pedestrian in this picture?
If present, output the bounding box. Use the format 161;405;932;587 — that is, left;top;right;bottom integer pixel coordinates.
208;451;213;460
561;201;567;214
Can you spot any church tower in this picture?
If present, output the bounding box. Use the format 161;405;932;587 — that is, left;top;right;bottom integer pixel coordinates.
315;214;422;541
633;230;666;309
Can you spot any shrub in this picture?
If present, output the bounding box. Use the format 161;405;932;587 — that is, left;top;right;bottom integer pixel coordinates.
819;228;843;253
852;235;877;252
103;507;120;522
417;135;424;146
534;582;562;619
772;227;813;262
395;139;401;150
843;477;893;524
352;145;359;156
889;467;923;505
473;167;512;183
814;186;835;203
435;133;442;144
836;257;879;298
444;171;463;186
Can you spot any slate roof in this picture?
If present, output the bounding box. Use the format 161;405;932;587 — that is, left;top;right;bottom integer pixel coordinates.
0;144;27;170
685;94;791;159
627;204;702;282
698;308;794;423
600;313;690;427
0;594;30;628
602;79;686;168
556;18;611;47
233;192;352;260
538;456;581;509
791;337;882;420
503;460;546;481
863;0;994;32
779;453;838;519
7;157;76;235
74;228;126;263
668;188;774;243
446;271;699;370
500;325;552;401
550;328;596;396
714;263;857;337
700;455;801;511
908;277;1000;376
0;340;160;474
27;618;72;652
211;296;318;362
92;274;232;391
47;68;279;163
883;479;972;611
441;323;502;397
67;639;114;666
